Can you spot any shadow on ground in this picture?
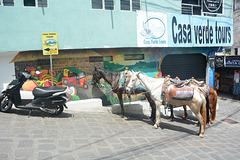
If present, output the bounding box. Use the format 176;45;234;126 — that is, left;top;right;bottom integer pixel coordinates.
1;108;74;118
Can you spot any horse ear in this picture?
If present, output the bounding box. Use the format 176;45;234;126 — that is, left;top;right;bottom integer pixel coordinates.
137;71;141;76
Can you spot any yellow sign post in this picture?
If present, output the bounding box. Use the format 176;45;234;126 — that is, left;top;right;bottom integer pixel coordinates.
41;32;59;86
42;32;59;55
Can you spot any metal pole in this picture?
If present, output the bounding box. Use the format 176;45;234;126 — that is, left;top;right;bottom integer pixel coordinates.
50;55;54;86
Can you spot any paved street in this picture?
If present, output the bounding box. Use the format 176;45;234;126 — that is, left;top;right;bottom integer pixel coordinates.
0;92;240;160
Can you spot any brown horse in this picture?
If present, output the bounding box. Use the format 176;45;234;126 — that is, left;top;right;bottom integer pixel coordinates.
165;85;207;137
182;85;217;125
166;77;217;125
91;67;156;121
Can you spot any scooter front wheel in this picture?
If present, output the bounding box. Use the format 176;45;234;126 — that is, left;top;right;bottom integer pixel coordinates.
51;105;64;115
0;96;12;112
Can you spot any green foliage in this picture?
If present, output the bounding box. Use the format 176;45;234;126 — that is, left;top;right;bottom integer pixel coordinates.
56;73;63;82
36;66;42;70
103;62;124;72
71;95;80;101
104;61;156;72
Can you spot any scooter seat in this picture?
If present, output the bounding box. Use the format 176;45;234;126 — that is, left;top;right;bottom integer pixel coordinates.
33;86;67;97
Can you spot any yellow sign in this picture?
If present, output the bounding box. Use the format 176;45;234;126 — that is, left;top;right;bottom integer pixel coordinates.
41;32;59;55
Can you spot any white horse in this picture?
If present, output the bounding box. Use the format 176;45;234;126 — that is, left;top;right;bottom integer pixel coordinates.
125;71;207;138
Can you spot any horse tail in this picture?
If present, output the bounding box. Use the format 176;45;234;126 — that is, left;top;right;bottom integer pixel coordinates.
211;89;217;121
206;95;210;124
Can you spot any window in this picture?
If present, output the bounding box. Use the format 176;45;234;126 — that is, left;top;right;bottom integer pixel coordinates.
121;0;140;11
0;0;14;6
23;0;48;7
92;0;114;10
235;48;238;56
124;54;144;61
181;0;201;15
89;56;103;62
234;0;240;11
103;56;113;61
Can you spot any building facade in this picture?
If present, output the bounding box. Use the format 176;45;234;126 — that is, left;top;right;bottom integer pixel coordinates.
232;0;240;55
0;0;234;104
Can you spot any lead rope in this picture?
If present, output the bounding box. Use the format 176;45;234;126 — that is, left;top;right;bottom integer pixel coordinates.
122;72;132;106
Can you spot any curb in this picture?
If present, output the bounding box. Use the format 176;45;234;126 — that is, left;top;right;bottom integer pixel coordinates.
20;90;218;117
66;98;195;117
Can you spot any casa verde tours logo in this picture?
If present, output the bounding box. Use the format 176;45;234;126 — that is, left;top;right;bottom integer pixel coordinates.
140;17;166;45
141;17;165;39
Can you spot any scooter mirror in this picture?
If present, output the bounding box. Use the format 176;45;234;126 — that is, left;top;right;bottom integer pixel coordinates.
17;72;33;81
29;75;34;80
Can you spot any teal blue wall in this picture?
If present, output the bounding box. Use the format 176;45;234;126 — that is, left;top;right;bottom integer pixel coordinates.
0;0;232;52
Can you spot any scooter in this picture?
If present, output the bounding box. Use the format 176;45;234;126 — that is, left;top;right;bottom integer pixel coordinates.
0;72;68;116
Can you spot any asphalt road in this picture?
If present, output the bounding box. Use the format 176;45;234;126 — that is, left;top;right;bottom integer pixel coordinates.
0;92;239;160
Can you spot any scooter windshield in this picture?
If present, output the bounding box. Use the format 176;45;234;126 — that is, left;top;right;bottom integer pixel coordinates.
18;72;34;81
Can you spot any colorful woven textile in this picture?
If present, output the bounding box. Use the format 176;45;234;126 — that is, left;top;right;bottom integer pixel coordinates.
173;86;194;100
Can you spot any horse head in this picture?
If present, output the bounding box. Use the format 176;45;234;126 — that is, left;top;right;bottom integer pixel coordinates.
125;71;141;94
91;67;103;85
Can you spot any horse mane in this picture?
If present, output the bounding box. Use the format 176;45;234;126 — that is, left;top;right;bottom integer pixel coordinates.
137;72;165;91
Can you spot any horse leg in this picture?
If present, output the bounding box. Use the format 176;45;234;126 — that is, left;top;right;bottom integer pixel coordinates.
117;91;124;118
182;105;188;120
169;104;174;122
145;92;156;123
153;101;162;129
195;97;207;138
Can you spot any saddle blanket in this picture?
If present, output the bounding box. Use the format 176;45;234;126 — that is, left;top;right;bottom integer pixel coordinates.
173;86;194;100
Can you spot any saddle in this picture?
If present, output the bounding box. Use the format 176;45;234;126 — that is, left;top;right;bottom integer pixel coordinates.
189;77;206;87
33;86;67;97
162;77;209;104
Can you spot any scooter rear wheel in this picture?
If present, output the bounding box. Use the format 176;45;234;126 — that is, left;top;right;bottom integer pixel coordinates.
51;104;64;115
0;96;12;112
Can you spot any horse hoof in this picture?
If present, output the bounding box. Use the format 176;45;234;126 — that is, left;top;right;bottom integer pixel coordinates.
199;134;204;138
182;117;187;120
152;124;158;129
121;115;124;118
194;123;200;127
